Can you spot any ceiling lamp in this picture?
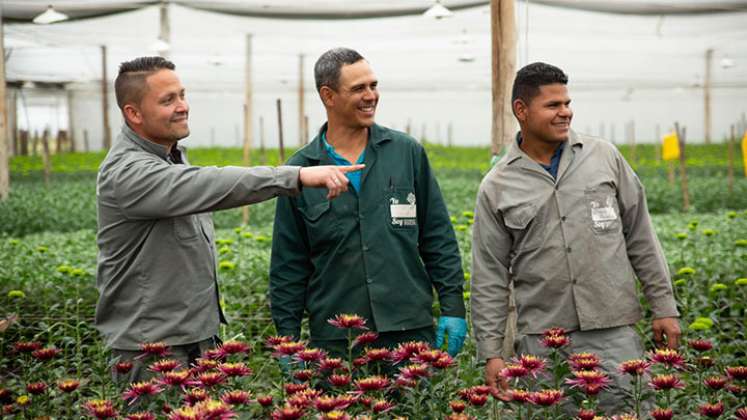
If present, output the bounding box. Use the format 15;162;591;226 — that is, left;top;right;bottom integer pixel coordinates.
720;56;735;69
424;1;454;19
33;5;69;24
149;39;171;54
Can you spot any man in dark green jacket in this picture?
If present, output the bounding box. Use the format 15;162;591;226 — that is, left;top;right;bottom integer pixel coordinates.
270;48;467;357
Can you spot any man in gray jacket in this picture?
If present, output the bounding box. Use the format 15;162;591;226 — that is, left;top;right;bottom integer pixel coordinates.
96;56;361;383
471;62;680;415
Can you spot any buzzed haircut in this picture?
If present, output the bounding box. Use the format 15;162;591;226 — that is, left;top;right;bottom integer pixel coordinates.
314;48;365;92
114;56;176;110
511;62;568;105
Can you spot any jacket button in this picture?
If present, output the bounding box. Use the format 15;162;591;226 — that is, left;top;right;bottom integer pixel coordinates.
566;247;572;253
572;278;577;284
561;216;567;222
366;278;373;284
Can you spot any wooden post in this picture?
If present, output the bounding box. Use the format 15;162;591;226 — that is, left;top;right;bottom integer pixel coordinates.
674;122;690;211
57;130;68;154
727;125;735;195
8;89;17;157
19;130;28;156
55;129;63;154
277;98;285;163
490;0;517;157
259;116;266;164
32;131;38;157
0;11;9;200
67;89;76;152
83;129;90;153
242;33;253;225
101;45;112;150
41;128;51;185
630;120;636;164
158;0;171;58
298;53;306;147
304;115;309;146
703;48;713;144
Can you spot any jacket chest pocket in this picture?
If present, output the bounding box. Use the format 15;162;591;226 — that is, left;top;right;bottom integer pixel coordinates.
299;200;341;247
173;215;201;241
585;183;621;235
503;202;542;252
386;187;418;230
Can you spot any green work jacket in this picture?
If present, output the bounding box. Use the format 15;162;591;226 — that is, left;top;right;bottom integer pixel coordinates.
270;123;465;341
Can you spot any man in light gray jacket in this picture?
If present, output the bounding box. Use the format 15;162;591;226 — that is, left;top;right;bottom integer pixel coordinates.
471;62;680;415
96;56;361;383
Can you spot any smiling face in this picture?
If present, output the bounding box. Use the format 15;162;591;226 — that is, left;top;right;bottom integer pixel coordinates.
514;83;573;144
321;60;379;129
123;69;190;146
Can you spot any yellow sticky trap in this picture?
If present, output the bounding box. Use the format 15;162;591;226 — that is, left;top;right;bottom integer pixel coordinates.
662;132;680;161
742;130;747;177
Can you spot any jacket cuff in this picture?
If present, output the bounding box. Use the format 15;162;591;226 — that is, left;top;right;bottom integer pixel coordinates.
439;293;467;318
276;166;302;195
476;339;504;362
649;296;680;319
276;327;301;341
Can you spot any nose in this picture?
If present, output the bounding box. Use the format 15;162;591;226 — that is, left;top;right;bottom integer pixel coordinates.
176;97;189;113
362;86;377;101
558;104;572;118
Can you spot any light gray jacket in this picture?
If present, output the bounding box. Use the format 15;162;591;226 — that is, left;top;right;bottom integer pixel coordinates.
96;125;300;350
471;131;678;361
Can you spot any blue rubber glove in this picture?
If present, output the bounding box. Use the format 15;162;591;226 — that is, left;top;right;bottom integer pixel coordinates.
435;316;468;357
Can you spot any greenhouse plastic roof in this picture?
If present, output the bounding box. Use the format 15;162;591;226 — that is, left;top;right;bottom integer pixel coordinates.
3;0;747;23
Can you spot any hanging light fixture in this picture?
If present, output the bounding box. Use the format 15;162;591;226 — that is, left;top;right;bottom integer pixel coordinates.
424;1;454;19
33;5;69;25
149;39;171;54
720;56;735;69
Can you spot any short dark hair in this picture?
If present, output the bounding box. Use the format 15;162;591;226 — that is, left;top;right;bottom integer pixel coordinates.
314;48;365;92
511;62;568;105
114;56;176;110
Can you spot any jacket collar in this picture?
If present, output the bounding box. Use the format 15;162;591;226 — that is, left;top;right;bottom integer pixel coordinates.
297;122;392;161
505;129;583;165
121;124;185;160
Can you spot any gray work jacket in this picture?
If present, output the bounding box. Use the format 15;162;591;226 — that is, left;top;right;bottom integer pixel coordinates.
96;125;301;350
471;131;678;361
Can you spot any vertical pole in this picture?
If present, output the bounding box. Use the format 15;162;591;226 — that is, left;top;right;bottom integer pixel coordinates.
83;129;90;153
0;11;9;200
7;90;16;157
304;115;309;146
101;45;112;150
159;0;171;58
490;0;517;157
19;130;28;156
67;89;76;153
276;98;285;163
703;48;713;144
259;116;266;164
42;128;51;186
675;122;690;211
727;125;735;195
242;34;253;225
32;131;39;156
298;53;306;146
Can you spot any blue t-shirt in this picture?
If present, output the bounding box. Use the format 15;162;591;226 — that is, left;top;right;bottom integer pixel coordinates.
518;134;565;179
321;131;366;192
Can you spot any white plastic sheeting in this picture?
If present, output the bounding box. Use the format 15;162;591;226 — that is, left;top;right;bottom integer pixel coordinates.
4;2;747;148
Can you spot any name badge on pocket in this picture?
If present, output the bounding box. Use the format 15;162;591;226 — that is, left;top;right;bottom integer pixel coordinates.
390;192;417;227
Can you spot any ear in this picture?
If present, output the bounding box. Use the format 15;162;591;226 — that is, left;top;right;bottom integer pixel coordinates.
123;104;143;126
319;86;335;108
512;99;528;123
